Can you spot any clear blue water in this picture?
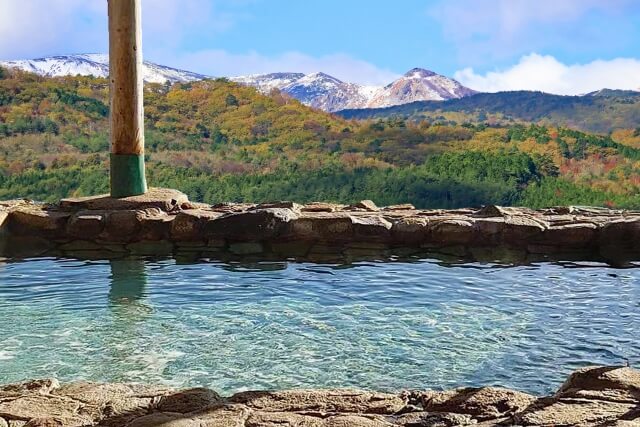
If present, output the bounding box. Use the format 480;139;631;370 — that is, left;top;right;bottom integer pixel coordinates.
0;257;638;396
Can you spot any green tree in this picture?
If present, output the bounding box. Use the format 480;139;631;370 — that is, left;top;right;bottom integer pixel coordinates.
225;93;239;107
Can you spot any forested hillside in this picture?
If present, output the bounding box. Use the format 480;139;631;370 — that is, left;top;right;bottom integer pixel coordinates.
337;90;640;134
1;66;640;209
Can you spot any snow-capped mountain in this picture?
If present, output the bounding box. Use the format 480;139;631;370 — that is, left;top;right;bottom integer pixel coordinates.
0;54;206;84
0;54;477;111
365;68;477;108
232;72;378;111
231;68;476;112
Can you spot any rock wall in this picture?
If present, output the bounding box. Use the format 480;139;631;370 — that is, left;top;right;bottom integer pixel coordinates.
0;188;639;263
0;366;638;426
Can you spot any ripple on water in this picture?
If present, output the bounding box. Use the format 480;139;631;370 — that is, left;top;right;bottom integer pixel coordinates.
0;257;638;395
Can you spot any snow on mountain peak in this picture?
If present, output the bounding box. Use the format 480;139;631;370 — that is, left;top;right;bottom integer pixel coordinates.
303;72;342;81
76;53;110;63
0;53;206;84
367;68;477;109
403;68;437;79
231;67;476;111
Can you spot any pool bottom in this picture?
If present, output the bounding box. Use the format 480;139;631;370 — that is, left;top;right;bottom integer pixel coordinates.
1;257;638;398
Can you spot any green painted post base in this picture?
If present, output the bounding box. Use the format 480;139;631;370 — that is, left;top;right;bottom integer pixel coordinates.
110;153;148;198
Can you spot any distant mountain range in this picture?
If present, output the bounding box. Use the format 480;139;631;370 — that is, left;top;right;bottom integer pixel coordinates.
233;68;476;111
0;54;476;112
337;90;640;133
4;54;636;122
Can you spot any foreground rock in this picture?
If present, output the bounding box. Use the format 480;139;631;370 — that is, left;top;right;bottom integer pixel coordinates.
2;189;640;263
0;366;638;426
515;366;640;426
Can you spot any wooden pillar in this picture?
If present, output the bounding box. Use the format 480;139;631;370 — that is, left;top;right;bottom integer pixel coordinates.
108;0;147;197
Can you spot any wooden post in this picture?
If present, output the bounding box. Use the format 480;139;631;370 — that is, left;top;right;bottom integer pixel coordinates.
108;0;147;198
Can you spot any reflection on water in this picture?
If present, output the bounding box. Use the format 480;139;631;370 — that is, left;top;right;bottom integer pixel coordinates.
109;260;156;338
220;261;289;273
108;258;152;321
104;259;156;374
109;259;148;304
0;256;638;395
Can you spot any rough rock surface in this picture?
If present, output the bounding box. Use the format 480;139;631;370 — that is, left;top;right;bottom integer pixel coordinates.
515;366;640;426
1;190;640;263
59;188;189;212
0;367;638;426
421;386;536;420
229;389;405;414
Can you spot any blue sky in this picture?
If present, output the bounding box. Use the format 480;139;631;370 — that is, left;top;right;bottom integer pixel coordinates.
1;0;639;93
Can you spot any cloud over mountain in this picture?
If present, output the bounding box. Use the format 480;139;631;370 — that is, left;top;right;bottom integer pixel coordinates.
455;53;640;95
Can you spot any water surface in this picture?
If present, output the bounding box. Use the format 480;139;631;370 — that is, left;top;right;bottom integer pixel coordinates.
0;257;638;396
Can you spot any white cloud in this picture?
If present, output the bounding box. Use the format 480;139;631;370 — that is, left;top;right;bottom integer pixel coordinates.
158;49;400;85
455;53;640;95
432;0;620;39
0;0;396;85
0;0;233;60
429;0;635;63
0;0;106;59
142;0;235;50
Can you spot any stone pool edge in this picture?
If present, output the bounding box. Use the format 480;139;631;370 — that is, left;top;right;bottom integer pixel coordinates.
0;366;637;426
1;187;640;264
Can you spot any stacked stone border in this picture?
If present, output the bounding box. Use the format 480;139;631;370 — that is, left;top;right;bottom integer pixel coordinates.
0;188;638;264
0;188;638;263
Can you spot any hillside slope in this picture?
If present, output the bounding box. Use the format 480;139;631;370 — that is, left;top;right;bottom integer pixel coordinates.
337;90;640;134
1;66;639;209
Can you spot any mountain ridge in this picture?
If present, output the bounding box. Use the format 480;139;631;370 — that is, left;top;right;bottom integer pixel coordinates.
0;54;476;112
0;53;207;84
231;67;476;111
0;66;639;208
336;90;640;133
